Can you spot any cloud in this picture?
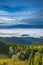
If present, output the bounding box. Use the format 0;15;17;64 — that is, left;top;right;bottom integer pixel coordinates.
0;9;43;27
0;0;43;27
0;29;43;38
0;10;19;26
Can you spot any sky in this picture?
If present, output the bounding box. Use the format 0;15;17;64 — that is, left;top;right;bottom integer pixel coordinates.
0;0;43;28
0;0;43;37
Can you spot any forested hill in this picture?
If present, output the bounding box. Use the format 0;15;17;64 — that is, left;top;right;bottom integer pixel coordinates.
0;37;43;45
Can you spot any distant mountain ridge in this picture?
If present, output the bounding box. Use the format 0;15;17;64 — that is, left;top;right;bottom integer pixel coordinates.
0;37;43;45
0;24;43;29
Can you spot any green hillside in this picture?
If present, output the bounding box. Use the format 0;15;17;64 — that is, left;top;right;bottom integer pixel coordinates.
0;42;43;65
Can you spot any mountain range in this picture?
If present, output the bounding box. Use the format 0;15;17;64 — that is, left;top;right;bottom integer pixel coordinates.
0;24;43;29
0;37;43;45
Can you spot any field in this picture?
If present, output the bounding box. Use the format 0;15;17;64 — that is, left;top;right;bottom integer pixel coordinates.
0;42;43;65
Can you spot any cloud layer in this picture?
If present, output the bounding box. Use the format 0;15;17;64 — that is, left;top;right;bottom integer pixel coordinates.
0;29;43;38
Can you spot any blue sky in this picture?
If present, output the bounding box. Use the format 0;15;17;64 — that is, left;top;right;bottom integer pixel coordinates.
0;0;43;28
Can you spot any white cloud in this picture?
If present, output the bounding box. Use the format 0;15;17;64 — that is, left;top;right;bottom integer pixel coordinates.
0;29;43;38
0;10;43;26
0;10;31;26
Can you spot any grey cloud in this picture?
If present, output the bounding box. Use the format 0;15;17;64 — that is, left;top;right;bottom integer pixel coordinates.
0;9;43;27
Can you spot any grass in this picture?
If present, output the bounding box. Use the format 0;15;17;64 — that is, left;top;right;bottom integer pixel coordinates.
0;54;27;65
0;54;8;59
0;59;27;65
